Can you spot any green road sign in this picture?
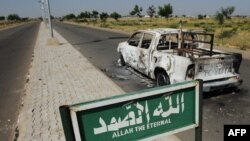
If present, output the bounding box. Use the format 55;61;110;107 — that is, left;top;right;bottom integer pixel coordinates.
60;80;203;141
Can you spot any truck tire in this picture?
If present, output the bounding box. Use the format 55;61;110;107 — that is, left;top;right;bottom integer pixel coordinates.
120;54;126;66
156;71;170;86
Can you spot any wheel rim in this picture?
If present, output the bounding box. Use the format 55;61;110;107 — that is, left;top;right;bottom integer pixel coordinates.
157;73;169;86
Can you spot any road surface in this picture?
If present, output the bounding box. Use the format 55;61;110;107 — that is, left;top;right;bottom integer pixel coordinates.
53;21;250;141
0;22;40;141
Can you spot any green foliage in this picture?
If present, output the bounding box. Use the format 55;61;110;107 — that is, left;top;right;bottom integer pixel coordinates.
158;3;173;19
0;16;5;21
63;13;76;20
202;25;215;32
110;12;121;21
111;20;139;26
100;12;109;22
221;6;235;19
78;11;91;19
147;5;156;18
77;18;88;23
38;17;43;21
7;14;20;21
198;14;204;19
224;24;232;27
169;24;178;28
92;10;99;18
215;6;235;25
240;26;250;31
130;5;143;18
215;6;236;44
194;23;200;27
100;23;109;28
218;28;237;39
21;17;29;22
215;12;224;25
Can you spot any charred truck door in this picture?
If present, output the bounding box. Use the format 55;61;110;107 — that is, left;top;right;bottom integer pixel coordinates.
137;33;154;75
126;32;143;68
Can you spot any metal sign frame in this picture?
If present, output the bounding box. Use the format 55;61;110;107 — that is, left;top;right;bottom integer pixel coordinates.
60;80;203;141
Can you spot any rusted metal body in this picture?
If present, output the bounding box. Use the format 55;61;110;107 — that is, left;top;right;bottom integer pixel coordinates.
117;28;242;92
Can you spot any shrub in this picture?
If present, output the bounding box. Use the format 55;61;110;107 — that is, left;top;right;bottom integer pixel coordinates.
110;12;121;21
194;23;200;27
240;45;247;50
100;23;109;28
218;28;237;39
169;24;178;28
203;26;215;32
224;24;232;27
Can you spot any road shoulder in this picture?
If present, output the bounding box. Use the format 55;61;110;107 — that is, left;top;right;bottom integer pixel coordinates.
17;23;180;141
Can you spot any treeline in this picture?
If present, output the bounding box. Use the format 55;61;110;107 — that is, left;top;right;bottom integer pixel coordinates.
63;11;121;22
0;14;29;22
62;3;174;22
62;4;237;28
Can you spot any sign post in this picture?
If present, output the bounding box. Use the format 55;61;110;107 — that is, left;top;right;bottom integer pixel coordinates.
60;80;203;141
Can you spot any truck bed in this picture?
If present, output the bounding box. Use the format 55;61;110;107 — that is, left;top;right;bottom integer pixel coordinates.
173;47;223;58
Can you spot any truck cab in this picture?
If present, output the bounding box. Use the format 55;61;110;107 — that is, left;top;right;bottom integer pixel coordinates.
117;28;242;92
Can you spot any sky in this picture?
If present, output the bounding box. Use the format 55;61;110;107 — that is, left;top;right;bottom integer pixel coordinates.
0;0;250;18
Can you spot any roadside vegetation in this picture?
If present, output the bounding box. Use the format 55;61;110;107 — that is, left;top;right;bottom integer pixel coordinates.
0;14;30;30
62;4;250;50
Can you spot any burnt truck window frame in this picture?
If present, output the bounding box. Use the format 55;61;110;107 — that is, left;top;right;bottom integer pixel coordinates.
140;33;154;49
183;32;199;48
127;32;143;47
157;33;179;50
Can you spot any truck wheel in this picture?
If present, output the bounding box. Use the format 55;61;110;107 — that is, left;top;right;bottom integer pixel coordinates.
120;54;125;66
156;71;170;86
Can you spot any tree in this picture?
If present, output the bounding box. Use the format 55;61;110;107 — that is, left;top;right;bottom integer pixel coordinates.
63;13;76;20
0;16;5;21
7;14;20;21
215;6;235;25
78;11;91;19
221;6;235;19
158;3;173;19
215;6;235;44
147;5;156;18
110;12;121;21
198;14;204;19
215;12;225;44
215;12;224;25
21;17;29;22
130;5;143;18
92;10;99;19
100;12;109;22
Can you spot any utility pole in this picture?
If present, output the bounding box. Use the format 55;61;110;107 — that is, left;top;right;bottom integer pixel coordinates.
39;0;54;38
45;0;54;38
38;0;45;23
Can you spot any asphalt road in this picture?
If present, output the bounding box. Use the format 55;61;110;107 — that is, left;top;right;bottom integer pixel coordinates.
53;21;154;92
54;21;250;141
0;22;39;141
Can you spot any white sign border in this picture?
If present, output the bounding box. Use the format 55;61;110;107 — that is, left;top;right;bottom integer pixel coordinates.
70;80;200;141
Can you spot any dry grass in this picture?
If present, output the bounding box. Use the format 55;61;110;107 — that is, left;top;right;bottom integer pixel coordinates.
0;21;27;30
69;17;250;50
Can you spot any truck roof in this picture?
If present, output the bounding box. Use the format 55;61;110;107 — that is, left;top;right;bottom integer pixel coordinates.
138;28;204;35
139;28;183;35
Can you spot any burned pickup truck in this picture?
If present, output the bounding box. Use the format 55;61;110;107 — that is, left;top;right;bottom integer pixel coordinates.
117;28;242;92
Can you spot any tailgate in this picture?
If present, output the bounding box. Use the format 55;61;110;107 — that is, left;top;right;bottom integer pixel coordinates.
194;53;242;81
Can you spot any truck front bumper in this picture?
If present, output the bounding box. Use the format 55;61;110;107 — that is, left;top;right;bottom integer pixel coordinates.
203;77;243;92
